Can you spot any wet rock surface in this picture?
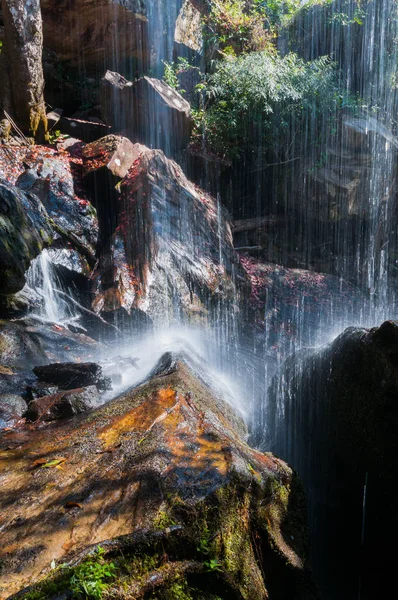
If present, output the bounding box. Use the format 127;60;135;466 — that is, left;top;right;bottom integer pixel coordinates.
40;0;148;69
0;180;53;295
0;320;48;371
24;385;100;422
0;354;318;599
91;142;248;326
0;394;27;427
239;254;364;351
266;320;398;600
17;155;98;250
101;72;192;155
33;362;111;392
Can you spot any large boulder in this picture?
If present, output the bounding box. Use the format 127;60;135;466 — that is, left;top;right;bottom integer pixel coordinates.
175;0;204;55
305;115;397;223
33;362;111;392
0;353;318;599
91;143;248;327
24;385;100;422
0;180;52;295
266;320;398;600
101;72;193;155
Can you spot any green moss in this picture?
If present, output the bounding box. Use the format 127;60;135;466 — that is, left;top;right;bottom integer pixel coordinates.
153;507;177;530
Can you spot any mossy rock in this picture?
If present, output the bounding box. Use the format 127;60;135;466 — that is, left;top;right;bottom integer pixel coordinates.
1;353;318;599
0;180;52;295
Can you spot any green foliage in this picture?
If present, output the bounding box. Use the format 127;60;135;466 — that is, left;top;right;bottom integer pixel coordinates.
203;558;223;572
204;0;275;54
69;547;117;599
196;522;212;555
153;508;177;530
162;57;199;94
197;49;353;158
46;129;68;145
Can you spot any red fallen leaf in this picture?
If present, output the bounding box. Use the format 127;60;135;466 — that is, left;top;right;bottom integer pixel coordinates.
52;324;63;332
64;502;82;510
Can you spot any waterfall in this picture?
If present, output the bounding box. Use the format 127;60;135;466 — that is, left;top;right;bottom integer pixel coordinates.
26;249;77;324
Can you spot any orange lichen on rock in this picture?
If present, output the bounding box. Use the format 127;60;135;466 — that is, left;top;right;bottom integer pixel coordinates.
98;387;177;449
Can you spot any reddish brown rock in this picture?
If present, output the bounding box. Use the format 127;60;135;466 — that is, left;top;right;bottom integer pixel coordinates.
24;385;100;422
81;134;143;179
91;143;248;326
0;354;318;599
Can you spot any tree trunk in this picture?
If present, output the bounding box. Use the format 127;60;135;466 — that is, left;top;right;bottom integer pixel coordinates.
0;0;47;139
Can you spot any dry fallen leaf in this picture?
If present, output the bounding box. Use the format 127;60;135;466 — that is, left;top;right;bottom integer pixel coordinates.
64;502;82;510
32;458;48;468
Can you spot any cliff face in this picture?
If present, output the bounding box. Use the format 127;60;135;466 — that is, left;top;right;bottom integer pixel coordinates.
0;353;318;600
266;320;398;600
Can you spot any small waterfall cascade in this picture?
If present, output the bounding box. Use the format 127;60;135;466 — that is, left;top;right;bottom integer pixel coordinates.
26;249;77;324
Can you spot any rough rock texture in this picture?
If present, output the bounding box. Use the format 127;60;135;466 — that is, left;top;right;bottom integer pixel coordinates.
0;180;53;295
0;354;318;599
33;362;111;392
82;135;142;180
24;385;100;422
59;116;111;143
0;0;47;138
175;0;204;53
239;254;364;351
81;135;147;254
0;320;47;371
16;155;98;250
266;320;398;600
101;73;193;155
40;0;148;70
0;393;26;427
91;143;248;326
306;115;397;222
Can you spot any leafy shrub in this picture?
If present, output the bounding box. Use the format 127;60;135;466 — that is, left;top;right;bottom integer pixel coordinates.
197;50;351;158
204;0;275;54
70;547;117;599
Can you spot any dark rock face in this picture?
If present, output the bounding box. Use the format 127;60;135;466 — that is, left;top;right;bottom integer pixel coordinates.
16;155;98;250
25;385;100;422
91;143;248;326
101;72;192;155
266;320;398;600
40;0;148;70
81;135;144;248
0;320;48;371
33;362;111;392
0;354;319;599
59;116;111;143
0;180;52;295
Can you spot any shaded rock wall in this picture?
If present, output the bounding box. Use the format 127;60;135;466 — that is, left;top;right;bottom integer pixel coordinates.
0;180;52;295
266;320;398;600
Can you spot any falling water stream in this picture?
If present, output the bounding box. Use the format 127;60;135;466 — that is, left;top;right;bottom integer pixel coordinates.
13;1;397;597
